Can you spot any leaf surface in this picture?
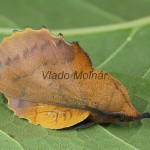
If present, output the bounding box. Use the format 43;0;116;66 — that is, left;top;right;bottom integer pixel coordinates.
0;0;150;150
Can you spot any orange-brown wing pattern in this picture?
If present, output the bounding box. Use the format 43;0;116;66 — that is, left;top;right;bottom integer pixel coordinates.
0;28;149;128
7;97;90;129
0;28;92;109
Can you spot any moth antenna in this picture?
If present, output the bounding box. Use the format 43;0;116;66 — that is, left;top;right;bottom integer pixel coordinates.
136;113;150;120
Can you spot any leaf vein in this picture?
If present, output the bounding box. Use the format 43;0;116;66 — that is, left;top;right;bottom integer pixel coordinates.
96;28;139;69
101;127;139;150
142;67;150;78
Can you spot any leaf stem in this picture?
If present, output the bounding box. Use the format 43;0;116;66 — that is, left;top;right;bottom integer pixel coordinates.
53;17;150;36
0;17;150;36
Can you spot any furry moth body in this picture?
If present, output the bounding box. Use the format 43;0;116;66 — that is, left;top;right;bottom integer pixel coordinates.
0;28;149;129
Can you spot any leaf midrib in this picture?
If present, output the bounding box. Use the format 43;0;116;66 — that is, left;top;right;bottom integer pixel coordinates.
0;17;150;36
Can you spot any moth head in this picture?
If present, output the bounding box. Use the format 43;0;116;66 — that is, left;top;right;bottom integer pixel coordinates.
117;112;150;122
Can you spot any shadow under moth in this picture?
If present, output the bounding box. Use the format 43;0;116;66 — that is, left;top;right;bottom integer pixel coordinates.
0;28;149;129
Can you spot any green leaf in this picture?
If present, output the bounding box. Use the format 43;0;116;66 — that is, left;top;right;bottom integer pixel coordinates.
0;0;122;30
0;0;150;150
86;0;150;20
0;130;24;150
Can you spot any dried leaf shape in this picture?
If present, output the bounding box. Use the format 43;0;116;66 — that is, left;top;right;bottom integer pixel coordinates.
0;28;150;129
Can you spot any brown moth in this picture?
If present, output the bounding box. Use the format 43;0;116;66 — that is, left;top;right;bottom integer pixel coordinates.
0;28;150;129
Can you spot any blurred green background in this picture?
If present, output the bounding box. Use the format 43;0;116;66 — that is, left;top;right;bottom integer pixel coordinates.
0;0;150;29
0;0;150;150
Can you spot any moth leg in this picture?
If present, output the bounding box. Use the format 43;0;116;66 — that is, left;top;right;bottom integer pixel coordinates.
74;120;96;130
